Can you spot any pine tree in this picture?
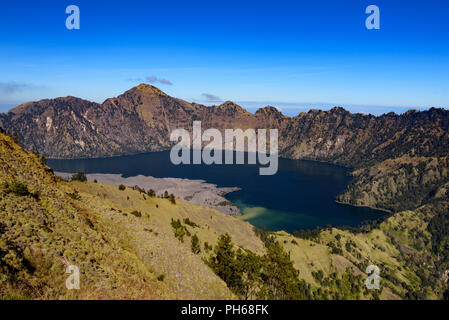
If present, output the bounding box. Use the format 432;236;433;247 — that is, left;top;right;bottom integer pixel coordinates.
259;242;303;300
207;233;242;291
191;234;201;254
235;249;262;300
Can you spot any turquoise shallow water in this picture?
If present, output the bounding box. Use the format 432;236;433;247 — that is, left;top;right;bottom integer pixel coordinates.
48;151;385;233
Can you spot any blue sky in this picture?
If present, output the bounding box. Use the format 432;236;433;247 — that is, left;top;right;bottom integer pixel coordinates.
0;0;448;115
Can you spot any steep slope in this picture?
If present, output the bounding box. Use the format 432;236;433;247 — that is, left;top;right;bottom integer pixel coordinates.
0;129;254;299
0;97;115;159
0;86;177;158
337;156;449;212
0;130;170;299
281;199;449;299
281;108;449;168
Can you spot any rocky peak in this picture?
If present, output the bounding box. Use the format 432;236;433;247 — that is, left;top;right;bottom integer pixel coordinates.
7;97;94;117
215;101;250;115
329;106;349;114
104;84;172;114
126;83;169;98
255;106;286;119
404;109;420;116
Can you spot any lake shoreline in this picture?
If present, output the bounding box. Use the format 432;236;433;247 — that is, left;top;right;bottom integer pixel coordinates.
56;172;242;216
335;200;393;214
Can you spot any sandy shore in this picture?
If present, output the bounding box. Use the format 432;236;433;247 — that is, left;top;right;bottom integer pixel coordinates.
56;172;242;215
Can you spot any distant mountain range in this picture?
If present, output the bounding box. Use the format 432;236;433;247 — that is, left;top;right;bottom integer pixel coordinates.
0;84;448;168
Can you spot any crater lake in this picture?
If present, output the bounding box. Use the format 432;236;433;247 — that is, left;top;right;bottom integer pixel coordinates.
48;151;386;233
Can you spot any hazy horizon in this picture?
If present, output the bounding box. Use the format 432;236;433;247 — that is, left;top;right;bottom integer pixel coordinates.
0;89;442;117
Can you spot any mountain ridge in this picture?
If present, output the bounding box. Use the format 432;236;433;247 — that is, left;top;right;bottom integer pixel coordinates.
1;84;448;165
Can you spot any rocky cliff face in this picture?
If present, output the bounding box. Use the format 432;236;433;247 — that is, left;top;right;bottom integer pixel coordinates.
1;84;448;168
281;108;449;167
0;85;203;158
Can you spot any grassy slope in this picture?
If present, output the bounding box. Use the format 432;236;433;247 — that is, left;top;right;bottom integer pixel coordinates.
273;200;447;299
72;181;264;299
0;132;256;299
53;179;448;299
338;156;449;212
1;131;446;299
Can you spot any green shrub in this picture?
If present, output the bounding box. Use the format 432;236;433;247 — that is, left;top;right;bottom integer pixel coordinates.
157;274;165;282
204;242;212;252
118;184;126;191
130;210;142;218
183;218;199;228
8;180;30;196
67;190;81;200
328;241;343;255
40;155;47;165
0;181;8;190
191;234;201;254
171;218;188;242
71;172;87;182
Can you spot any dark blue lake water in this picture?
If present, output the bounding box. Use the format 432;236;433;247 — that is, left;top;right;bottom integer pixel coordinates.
48;151;385;233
